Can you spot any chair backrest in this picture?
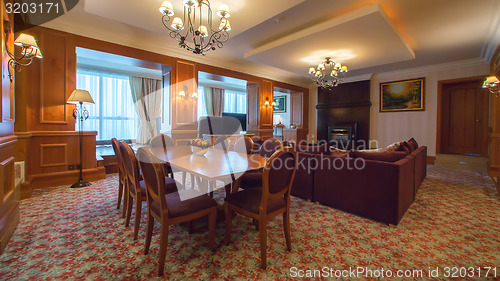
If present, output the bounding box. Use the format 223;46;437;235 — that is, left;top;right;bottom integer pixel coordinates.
258;138;283;157
111;138;125;178
119;141;142;196
137;147;168;217
233;136;254;154
261;147;297;210
150;134;175;150
214;135;229;151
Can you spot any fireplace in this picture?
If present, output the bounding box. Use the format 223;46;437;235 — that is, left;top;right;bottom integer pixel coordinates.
316;80;371;150
328;122;357;149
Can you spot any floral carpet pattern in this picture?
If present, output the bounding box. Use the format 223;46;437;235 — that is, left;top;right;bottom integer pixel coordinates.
0;166;499;280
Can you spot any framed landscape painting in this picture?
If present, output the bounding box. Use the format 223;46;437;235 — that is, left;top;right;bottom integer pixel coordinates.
380;78;425;112
273;96;286;113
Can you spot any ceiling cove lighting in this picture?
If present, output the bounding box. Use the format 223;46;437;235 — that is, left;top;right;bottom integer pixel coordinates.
159;0;231;55
308;57;348;89
483;76;500;97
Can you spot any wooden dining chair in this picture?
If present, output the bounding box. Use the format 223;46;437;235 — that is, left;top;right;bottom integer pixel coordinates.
224;147;297;269
150;134;175;179
111;138;126;213
120;141;178;240
136;147;218;277
238;138;283;190
233;136;254;155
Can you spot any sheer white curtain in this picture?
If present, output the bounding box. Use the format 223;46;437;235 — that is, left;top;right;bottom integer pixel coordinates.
76;69;139;141
129;76;163;144
223;91;247;113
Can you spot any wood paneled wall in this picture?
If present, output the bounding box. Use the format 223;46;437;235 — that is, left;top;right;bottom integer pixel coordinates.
13;26;308;197
489;46;500;177
14;26;104;197
0;0;19;254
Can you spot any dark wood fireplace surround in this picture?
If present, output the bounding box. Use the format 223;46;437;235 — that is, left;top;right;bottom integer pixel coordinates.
316;80;371;150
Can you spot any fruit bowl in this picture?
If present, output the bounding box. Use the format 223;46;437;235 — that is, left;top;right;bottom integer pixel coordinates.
190;145;208;156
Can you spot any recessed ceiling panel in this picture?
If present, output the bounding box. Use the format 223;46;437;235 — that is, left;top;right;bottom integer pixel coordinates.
83;0;305;37
245;4;415;76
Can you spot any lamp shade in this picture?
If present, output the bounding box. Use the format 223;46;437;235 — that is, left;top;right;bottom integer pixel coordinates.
14;33;38;48
483;76;499;87
67;90;95;104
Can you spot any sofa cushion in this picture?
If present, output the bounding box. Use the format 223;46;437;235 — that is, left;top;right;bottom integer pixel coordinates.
295;143;330;155
350;150;407;163
329;147;350;157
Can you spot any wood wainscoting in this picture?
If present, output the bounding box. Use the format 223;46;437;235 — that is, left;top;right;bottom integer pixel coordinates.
15;131;105;199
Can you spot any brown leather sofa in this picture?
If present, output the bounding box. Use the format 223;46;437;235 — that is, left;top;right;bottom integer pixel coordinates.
290;143;427;225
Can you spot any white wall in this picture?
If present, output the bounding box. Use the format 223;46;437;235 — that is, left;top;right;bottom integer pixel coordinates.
308;58;490;153
370;59;489;156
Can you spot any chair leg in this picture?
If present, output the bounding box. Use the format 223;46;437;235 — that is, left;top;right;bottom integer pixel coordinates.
259;218;268;269
191;174;195;189
144;214;154;255
224;203;232;245
283;211;292;251
133;200;142;240
125;195;133;227
117;180;123;209
122;185;129;218
253;219;259;231
158;223;169;277
208;208;216;251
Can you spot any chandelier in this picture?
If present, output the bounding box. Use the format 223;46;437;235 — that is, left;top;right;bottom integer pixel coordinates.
308;57;348;88
159;0;231;55
483;76;500;97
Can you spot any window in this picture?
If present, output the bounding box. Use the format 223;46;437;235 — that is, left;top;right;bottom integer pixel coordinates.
76;69;140;141
223;90;246;114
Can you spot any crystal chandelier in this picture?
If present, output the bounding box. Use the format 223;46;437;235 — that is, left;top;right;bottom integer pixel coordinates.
308;57;348;89
159;0;231;55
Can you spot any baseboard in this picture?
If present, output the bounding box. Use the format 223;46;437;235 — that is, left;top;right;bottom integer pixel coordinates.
427;156;436;164
21;167;106;199
0;201;20;255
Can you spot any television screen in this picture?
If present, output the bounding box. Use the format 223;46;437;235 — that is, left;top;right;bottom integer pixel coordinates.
222;113;247;132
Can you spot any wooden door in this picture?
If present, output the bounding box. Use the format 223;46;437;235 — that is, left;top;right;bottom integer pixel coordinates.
441;80;489;156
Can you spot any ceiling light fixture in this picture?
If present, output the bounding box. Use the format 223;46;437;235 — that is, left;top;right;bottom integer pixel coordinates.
308;57;348;89
483;76;500;97
159;0;231;55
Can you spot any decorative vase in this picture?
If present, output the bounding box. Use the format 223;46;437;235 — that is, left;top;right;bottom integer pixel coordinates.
191;145;208;156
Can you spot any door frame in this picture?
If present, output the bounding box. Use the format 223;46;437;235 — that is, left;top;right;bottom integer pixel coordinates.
436;75;489;156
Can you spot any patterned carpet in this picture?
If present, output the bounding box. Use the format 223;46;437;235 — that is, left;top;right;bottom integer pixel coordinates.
0;165;499;280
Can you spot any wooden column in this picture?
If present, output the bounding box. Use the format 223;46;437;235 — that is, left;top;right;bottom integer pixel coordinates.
0;0;19;254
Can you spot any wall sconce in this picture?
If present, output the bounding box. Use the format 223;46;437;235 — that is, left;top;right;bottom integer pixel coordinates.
3;20;43;83
263;97;276;108
178;86;197;101
483;76;500;97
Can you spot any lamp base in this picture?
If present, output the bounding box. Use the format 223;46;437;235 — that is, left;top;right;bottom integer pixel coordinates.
70;179;91;188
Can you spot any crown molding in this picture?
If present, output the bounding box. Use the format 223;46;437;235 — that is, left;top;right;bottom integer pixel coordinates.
371;58;489;80
343;73;373;83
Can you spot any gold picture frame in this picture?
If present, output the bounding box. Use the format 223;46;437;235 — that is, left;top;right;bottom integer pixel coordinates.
380;78;425;112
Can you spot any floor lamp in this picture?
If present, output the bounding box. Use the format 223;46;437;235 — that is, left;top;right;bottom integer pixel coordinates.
67;90;95;188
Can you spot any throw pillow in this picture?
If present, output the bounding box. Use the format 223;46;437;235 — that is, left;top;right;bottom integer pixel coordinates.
350;150;407;163
396;141;411;154
407;137;419;151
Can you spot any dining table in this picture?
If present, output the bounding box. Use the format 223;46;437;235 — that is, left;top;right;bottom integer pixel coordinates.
150;145;268;198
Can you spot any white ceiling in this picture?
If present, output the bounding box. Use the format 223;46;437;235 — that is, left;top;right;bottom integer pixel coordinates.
41;0;500;87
